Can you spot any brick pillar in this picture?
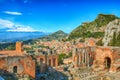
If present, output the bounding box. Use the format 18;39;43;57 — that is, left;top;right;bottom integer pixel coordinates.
84;52;86;66
74;56;78;68
84;50;86;64
81;52;84;64
85;52;87;67
48;59;51;66
72;48;77;63
51;58;53;67
44;55;47;64
86;53;89;67
55;58;58;67
16;42;22;53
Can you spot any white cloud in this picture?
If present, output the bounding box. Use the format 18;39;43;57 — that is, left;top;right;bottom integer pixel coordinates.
0;18;14;28
0;18;40;32
7;25;39;32
3;11;22;15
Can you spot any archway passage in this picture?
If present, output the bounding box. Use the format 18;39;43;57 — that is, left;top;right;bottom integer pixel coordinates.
13;66;17;73
40;58;44;64
89;57;93;67
104;57;111;69
53;58;56;67
49;59;51;66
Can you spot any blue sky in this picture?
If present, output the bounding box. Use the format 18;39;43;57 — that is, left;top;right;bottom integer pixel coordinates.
0;0;120;33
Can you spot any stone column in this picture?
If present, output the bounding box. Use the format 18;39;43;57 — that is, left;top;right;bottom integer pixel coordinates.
78;53;80;66
55;58;58;67
85;51;87;66
82;50;84;64
87;53;90;67
48;57;52;66
81;52;83;64
51;58;53;67
74;56;78;68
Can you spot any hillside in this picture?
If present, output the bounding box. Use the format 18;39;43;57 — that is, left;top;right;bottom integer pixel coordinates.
68;14;119;40
23;30;68;44
39;30;68;41
103;19;120;46
0;42;15;50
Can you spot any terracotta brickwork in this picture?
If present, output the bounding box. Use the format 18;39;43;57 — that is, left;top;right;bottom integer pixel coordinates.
0;42;35;78
72;46;95;68
92;47;120;72
16;42;23;53
72;38;120;72
36;49;58;73
0;42;24;56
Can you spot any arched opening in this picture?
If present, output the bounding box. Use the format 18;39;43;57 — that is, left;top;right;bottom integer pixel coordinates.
53;58;56;67
40;58;44;64
13;66;17;73
49;59;51;66
104;57;111;69
89;57;93;67
116;67;120;72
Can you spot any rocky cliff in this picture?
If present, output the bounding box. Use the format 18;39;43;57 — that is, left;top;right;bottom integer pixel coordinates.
103;19;120;46
68;14;119;40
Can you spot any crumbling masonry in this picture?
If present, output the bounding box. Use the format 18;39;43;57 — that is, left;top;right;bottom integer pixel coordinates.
72;39;120;72
0;42;59;79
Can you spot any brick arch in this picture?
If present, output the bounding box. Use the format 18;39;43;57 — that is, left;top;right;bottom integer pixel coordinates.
92;47;114;71
104;57;111;69
11;64;24;74
13;66;17;73
103;53;114;69
53;58;56;67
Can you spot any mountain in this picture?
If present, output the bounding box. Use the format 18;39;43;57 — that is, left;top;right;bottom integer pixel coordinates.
22;30;68;45
0;31;49;42
38;30;68;41
103;19;120;46
68;14;119;40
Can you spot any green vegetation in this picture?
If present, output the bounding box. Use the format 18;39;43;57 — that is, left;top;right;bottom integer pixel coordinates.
58;52;72;64
96;39;103;46
109;32;120;46
39;30;68;41
23;47;32;51
23;30;68;44
66;52;72;58
0;43;15;50
94;14;119;27
23;39;36;45
68;14;119;40
58;53;66;64
5;45;15;50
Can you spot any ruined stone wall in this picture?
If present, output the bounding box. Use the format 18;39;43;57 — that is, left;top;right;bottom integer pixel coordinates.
36;54;58;73
0;57;7;70
0;56;35;78
36;55;47;73
72;45;120;73
72;46;95;68
0;42;24;56
47;54;58;67
92;47;114;71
